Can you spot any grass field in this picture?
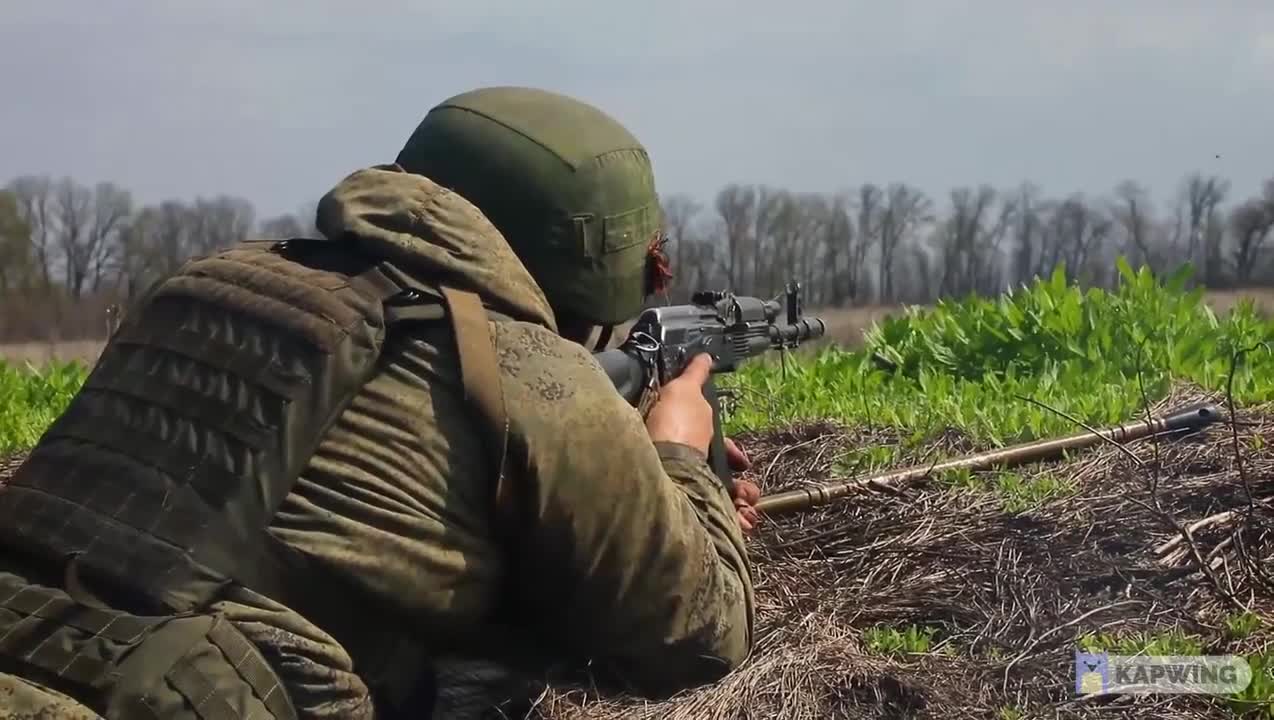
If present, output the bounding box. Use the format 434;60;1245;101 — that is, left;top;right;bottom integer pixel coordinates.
2;265;1274;718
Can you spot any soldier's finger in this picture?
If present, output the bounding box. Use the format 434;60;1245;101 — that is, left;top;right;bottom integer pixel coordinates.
674;353;714;387
733;479;761;505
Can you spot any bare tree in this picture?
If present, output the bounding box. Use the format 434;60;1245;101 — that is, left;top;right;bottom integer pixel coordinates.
86;182;133;292
756;188;799;297
118;200;200;298
713;184;756;290
848;184;883;302
259;201;320;241
660;193;703;300
758;191;811;297
7;175;56;290
877;183;933;303
1041;195;1111;284
53;177;94;299
936;185;1006;297
189;195;255;255
1009;182;1044;287
259;214;307;239
900;243;935;304
0;190;32;293
816;193;853;305
1229;192;1274;284
1181;173;1230;284
1111;180;1155;270
792;193;831;299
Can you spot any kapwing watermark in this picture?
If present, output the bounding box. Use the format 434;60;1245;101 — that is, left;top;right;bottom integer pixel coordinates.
1075;650;1252;695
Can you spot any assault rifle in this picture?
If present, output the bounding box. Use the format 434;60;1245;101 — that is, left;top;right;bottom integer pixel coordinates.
595;281;826;493
757;402;1223;516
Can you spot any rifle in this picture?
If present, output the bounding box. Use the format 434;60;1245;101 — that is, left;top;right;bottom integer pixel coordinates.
595;281;826;492
756;402;1223;516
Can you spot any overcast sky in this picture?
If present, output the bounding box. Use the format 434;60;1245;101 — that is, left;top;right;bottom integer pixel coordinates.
3;1;1271;221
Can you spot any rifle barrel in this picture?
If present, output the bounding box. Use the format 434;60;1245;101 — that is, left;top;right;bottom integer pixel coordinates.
755;403;1222;516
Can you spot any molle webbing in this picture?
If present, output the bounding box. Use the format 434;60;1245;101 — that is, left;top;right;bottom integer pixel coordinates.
0;574;157;694
0;239;424;614
0;573;297;720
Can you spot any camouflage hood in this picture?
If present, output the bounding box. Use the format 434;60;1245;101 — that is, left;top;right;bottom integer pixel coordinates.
314;163;558;332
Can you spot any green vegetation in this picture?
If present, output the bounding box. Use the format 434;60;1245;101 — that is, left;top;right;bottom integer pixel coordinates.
1078;627;1206;657
862;624;940;657
725;261;1274;442
4;262;1272;456
997;707;1026;720
1079;629;1274;715
0;360;87;453
1225;612;1265;641
1229;652;1274;718
939;467;1078;513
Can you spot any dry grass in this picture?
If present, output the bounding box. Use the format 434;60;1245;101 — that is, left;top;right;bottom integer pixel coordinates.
0;339;105;367
1201;288;1274;318
523;384;1274;719
806;304;904;349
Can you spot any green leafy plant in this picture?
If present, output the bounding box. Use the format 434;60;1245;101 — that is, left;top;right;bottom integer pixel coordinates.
863;624;940;656
1224;612;1264;641
1076;627;1204;656
0;360;88;453
724;261;1274;445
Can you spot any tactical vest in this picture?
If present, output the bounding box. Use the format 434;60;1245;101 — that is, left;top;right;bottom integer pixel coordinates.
0;236;511;633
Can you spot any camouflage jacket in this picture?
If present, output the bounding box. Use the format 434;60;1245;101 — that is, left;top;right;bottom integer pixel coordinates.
265;165;756;711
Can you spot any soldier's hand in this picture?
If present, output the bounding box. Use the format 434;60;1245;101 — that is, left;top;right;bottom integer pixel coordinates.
724;436;750;471
733;479;761;535
645;353;715;455
726;438;761;534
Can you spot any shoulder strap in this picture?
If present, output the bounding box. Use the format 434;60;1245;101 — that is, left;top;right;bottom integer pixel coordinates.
437;287;513;517
272;240;513;516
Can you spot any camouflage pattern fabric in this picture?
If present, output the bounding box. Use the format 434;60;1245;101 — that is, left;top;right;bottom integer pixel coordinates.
0;572;295;720
0;674;103;720
0;164;754;719
266;165;756;711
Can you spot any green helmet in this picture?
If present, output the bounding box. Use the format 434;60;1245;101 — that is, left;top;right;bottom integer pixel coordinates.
395;86;664;328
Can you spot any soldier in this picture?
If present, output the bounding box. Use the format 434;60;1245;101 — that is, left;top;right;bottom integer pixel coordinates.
0;86;760;719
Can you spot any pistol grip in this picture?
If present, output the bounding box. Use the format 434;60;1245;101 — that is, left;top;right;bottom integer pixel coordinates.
702;377;733;492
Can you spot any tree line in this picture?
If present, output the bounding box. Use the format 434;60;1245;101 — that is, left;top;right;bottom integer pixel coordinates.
661;173;1274;308
0;175;319;342
1;170;1272;344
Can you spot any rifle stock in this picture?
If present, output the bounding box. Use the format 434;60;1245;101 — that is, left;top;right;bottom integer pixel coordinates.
757;403;1223;516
